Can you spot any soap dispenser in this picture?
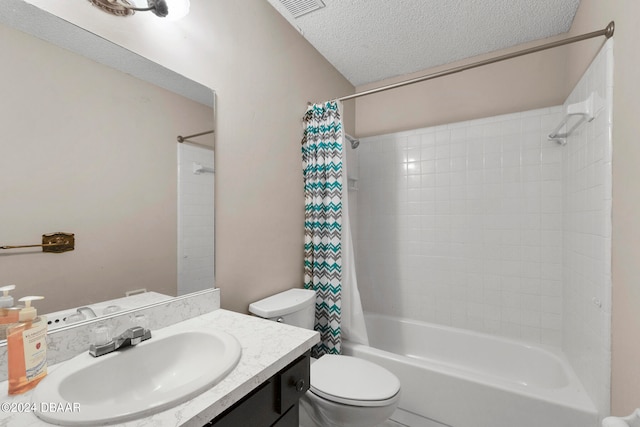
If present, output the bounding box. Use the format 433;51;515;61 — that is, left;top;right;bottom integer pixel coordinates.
0;285;20;339
7;296;48;395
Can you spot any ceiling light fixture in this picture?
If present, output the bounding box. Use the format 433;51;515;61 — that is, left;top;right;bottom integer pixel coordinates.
88;0;190;20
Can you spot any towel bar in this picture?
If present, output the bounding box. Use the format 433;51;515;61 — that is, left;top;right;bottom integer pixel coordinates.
0;232;75;253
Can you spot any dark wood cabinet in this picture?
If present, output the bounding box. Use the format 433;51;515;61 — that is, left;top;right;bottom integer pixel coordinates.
206;352;310;427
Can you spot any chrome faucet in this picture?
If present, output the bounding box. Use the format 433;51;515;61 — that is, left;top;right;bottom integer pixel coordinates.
89;326;152;357
77;306;97;319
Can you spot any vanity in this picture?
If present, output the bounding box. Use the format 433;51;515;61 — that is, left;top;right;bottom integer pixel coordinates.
0;306;319;426
207;351;310;427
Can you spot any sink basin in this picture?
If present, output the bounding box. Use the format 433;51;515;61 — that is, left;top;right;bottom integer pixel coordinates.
32;327;242;425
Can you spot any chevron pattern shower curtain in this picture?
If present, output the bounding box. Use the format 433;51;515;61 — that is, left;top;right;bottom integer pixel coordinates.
302;101;343;357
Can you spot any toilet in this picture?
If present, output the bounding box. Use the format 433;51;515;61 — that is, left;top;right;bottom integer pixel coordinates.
602;409;640;427
249;288;400;427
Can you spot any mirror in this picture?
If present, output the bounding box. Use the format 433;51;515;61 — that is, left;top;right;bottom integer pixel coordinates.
0;0;215;326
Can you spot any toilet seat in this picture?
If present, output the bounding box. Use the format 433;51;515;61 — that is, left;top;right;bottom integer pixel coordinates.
310;355;400;407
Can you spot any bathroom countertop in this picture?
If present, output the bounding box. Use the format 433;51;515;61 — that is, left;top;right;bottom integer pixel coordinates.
0;309;320;427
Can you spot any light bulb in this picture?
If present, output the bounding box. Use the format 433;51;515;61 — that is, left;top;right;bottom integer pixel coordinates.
165;0;190;20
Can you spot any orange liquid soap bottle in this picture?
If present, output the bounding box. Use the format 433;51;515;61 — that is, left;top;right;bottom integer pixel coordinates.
7;296;48;395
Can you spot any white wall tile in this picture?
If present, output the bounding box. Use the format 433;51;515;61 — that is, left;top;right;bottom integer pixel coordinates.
357;106;563;346
562;40;613;416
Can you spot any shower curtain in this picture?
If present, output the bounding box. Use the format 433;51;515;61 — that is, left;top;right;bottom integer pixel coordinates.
341;141;369;347
302;101;368;358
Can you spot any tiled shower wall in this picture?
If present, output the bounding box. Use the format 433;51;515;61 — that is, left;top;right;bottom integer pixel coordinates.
356;106;566;346
178;143;215;296
562;39;613;416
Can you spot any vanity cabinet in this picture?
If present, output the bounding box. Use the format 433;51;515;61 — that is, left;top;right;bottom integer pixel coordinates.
206;352;310;427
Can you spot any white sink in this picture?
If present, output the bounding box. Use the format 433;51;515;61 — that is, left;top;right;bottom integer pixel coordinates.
32;327;242;425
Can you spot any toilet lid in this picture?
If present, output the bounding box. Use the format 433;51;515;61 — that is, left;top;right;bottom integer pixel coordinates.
310;355;400;407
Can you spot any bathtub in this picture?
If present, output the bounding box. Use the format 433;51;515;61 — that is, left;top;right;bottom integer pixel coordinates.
341;313;598;427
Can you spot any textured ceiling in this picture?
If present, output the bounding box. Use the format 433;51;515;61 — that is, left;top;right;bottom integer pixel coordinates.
266;0;580;86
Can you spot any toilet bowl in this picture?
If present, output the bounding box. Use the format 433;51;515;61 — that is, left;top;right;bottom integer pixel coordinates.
300;355;400;427
249;289;401;427
602;409;640;427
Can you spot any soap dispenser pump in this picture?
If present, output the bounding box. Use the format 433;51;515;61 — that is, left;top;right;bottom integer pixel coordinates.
0;285;15;309
7;296;48;395
0;285;19;340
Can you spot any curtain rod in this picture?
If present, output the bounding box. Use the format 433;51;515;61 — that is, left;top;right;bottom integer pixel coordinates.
338;21;614;102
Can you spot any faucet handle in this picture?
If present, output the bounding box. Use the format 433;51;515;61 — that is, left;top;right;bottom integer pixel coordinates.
91;326;111;346
126;326;145;339
77;306;97;319
124;325;151;346
89;326;115;357
66;313;86;325
133;314;148;330
120;326;145;346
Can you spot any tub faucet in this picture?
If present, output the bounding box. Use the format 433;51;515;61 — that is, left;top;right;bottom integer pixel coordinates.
89;326;152;357
77;306;97;319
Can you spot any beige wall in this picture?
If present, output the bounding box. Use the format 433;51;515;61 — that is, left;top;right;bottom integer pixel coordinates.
197;1;355;313
21;0;355;314
354;34;571;137
566;0;640;416
0;23;213;314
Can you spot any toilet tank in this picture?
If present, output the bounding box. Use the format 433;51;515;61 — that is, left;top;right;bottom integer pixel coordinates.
248;289;316;330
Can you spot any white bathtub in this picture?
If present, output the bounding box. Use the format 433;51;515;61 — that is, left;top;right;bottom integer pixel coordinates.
341;313;598;427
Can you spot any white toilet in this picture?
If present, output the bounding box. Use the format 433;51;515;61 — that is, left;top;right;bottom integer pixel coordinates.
602;409;640;427
249;288;401;427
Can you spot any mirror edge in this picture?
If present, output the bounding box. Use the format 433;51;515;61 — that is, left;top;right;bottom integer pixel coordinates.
0;0;217;342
